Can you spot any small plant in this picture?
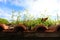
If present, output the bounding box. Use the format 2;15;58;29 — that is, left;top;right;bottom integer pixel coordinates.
10;10;16;25
16;11;21;24
0;9;58;29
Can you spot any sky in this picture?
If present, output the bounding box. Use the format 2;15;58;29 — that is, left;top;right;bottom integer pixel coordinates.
0;0;60;21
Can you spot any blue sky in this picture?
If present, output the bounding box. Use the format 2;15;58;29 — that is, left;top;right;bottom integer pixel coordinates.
0;0;60;21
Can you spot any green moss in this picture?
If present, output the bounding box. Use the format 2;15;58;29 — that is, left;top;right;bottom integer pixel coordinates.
0;18;9;24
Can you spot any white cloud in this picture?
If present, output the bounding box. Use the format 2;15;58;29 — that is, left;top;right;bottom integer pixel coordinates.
0;0;7;3
0;0;60;20
26;0;59;20
7;0;60;20
0;9;11;20
0;8;17;22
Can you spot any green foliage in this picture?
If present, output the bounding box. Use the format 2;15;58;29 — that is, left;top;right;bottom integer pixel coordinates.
43;18;56;27
43;20;54;27
0;10;57;28
23;18;42;27
22;17;57;28
0;18;9;24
